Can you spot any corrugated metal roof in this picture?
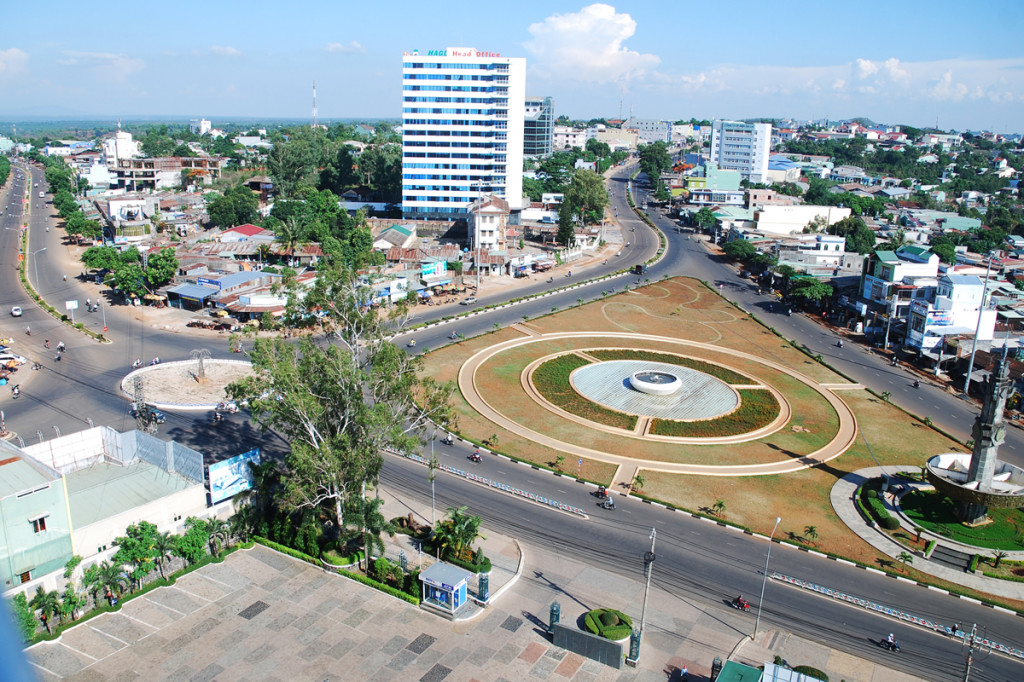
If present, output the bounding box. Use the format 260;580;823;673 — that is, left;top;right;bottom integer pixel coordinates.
167;283;219;299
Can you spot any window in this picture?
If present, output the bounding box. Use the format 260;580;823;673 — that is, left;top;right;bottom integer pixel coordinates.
20;571;31;584
31;516;47;533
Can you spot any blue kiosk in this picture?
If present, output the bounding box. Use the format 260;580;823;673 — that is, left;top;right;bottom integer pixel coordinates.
419;561;473;616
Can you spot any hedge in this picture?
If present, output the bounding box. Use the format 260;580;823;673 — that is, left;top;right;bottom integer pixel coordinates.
443;551;492;575
253;536;320;567
588;349;750;385
583;608;633;641
532;354;637;430
792;666;828;681
651;389;779;437
336;569;420;606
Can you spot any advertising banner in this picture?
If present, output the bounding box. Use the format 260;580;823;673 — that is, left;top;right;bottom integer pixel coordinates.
208;448;260;503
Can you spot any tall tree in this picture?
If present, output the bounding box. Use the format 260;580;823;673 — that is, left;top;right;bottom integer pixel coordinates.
112;520;159;591
228;265;456;533
562;169;608;225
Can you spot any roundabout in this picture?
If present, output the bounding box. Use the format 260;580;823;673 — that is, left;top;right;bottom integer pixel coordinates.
119;358;255;410
456;330;859;477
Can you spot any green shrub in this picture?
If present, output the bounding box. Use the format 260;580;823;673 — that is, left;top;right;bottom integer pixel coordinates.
336;569;420;605
969;554;980;572
792;666;828;681
880;516;900;531
925;539;936;555
865;489;878;499
254;536;319;566
583;608;633;641
533;355;637;430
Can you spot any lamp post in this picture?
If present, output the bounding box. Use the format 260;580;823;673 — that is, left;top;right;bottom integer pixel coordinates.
30;247;46;292
753;516;781;642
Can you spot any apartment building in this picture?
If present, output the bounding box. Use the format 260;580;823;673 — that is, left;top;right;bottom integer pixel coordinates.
523;96;554;157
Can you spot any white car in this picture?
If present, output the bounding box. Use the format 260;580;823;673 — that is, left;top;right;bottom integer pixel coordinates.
460;296;478;306
10;306;22;317
0;353;28;366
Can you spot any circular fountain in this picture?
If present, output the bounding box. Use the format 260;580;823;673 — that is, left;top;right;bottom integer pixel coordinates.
629;370;682;396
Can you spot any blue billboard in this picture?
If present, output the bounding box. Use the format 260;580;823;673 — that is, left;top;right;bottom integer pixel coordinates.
208;448;261;503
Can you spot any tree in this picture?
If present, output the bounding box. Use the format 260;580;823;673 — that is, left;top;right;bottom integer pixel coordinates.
881;391;892;402
81;245;122;271
554;455;565;471
152;530;176;580
789;278;833;305
172;143;196;157
433;506;484;562
59;584;86;624
992;549;1009;568
176;518;210;564
897;551;914;573
145;248;179;290
694;207;716;231
803;525;819;546
207;185;259;228
111;261;147;299
29;587;61;634
11;592;36;641
632;473;646;491
555;206;576;247
205;517;230;557
712;499;726;517
113;520;159;591
319;145;358;194
354;495;395;569
228;265;456;535
722;240;756;261
562;169;608;225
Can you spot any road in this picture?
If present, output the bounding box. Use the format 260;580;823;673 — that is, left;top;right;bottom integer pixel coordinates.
2;161;1022;680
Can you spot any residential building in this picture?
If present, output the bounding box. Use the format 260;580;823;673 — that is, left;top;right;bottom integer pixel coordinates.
469;194;510;253
710;121;772;183
622;118;670;144
861;247;941;329
553;126;586;150
586;125;637;151
189;118;212;135
112;156;227;192
102;123;141;166
764;155;801;184
907;275;997;350
401;47;526;220
686;163;744;206
523;96;554;157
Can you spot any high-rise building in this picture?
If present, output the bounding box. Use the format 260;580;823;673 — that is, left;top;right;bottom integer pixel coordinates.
523;96;554;157
710;121;772;184
401;48;526;220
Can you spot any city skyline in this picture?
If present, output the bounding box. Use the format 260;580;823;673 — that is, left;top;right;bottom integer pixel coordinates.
1;1;1022;132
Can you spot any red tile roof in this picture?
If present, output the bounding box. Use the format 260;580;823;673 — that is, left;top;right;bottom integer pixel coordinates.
223;223;267;237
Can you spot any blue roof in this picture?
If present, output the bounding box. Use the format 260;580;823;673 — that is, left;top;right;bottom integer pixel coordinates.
167;283;219;300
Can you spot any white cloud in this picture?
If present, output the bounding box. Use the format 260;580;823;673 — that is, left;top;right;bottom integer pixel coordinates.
210;45;242;57
854;58;879;80
524;3;660;83
59;51;144;81
326;41;365;54
930;70;969;101
0;47;29;76
832;78;846;90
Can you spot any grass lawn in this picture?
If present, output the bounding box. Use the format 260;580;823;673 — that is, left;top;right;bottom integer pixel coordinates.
901;491;1024;551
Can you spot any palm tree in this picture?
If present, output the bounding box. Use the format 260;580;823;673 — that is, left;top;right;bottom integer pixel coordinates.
881;391;892;403
59;585;86;624
712;499;726;517
96;561;126;605
897;551;914;573
357;496;395;569
153;531;176;580
803;525;819;546
205;518;231;557
29;587;60;634
993;549;1009;569
632;473;646;492
434;506;484;562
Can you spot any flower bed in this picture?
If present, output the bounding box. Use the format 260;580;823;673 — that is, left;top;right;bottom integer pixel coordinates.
589;349;750;385
583;608;633;641
532;354;637;430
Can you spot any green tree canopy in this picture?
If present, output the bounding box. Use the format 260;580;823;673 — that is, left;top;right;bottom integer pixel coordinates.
722;240;757;260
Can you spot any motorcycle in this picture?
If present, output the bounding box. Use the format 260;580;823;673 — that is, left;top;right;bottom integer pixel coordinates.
441;435;454;446
595;486;608;499
913;380;920;389
882;639;901;653
547;277;553;283
407;339;416;347
731;597;751;612
470;452;482;463
132;359;142;369
449;332;460;340
212;411;223;424
600;498;616;510
150;357;160;365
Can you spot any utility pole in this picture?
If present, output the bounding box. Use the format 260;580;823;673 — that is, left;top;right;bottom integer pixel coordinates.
960;622;991;681
311;81;318;130
626;528;656;666
883;291;896;351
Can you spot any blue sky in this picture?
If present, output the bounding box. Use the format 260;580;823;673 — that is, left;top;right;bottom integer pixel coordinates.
2;1;1022;131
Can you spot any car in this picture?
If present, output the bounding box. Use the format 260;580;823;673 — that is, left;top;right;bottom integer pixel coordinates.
0;352;28;365
10;306;22;317
460;297;478;306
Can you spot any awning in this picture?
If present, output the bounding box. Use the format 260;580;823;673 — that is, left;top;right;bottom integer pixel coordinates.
166;283;219;301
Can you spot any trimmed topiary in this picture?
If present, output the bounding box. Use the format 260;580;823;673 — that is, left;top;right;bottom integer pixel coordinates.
583;608;633;641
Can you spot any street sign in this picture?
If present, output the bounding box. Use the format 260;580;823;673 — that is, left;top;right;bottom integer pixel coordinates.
103;327;108;332
65;300;79;310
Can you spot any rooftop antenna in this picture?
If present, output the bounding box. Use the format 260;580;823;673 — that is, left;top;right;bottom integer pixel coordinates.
312;80;318;129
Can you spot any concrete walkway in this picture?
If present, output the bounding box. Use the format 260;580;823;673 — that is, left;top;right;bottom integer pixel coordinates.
830;467;1024;601
24;503;927;682
458;330;859;477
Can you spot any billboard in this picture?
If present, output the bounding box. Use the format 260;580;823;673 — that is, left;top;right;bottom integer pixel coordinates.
208;448;260;504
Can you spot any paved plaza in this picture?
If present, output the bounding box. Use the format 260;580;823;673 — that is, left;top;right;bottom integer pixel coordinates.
25;516;927;681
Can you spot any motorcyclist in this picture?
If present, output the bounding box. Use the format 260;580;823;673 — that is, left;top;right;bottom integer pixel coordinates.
56;341;65;353
44;339;50;348
132;359;142;369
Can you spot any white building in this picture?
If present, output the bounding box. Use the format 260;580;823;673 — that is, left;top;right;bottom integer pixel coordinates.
553;126;586;150
907;275;996;350
102;124;141;166
469;194;510;252
622;118;670;144
189;118;212;135
753;205;852;235
401;47;526;220
710;121;772;184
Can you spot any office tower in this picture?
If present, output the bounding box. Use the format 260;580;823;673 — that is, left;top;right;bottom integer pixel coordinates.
401;47;526;219
524;96;554;157
710;120;772;184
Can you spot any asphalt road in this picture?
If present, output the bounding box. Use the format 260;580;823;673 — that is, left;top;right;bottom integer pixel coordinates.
2;161;1022;680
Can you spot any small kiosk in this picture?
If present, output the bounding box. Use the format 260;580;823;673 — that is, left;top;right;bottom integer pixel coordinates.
419;561;473;617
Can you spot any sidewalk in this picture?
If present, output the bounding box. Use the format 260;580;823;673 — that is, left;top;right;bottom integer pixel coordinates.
830;466;1024;601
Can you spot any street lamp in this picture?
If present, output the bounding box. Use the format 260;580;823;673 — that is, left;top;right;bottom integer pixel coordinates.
30;247;46;292
753;516;781;642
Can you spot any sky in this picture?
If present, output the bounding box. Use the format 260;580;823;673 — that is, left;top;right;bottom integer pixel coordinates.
1;0;1023;132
